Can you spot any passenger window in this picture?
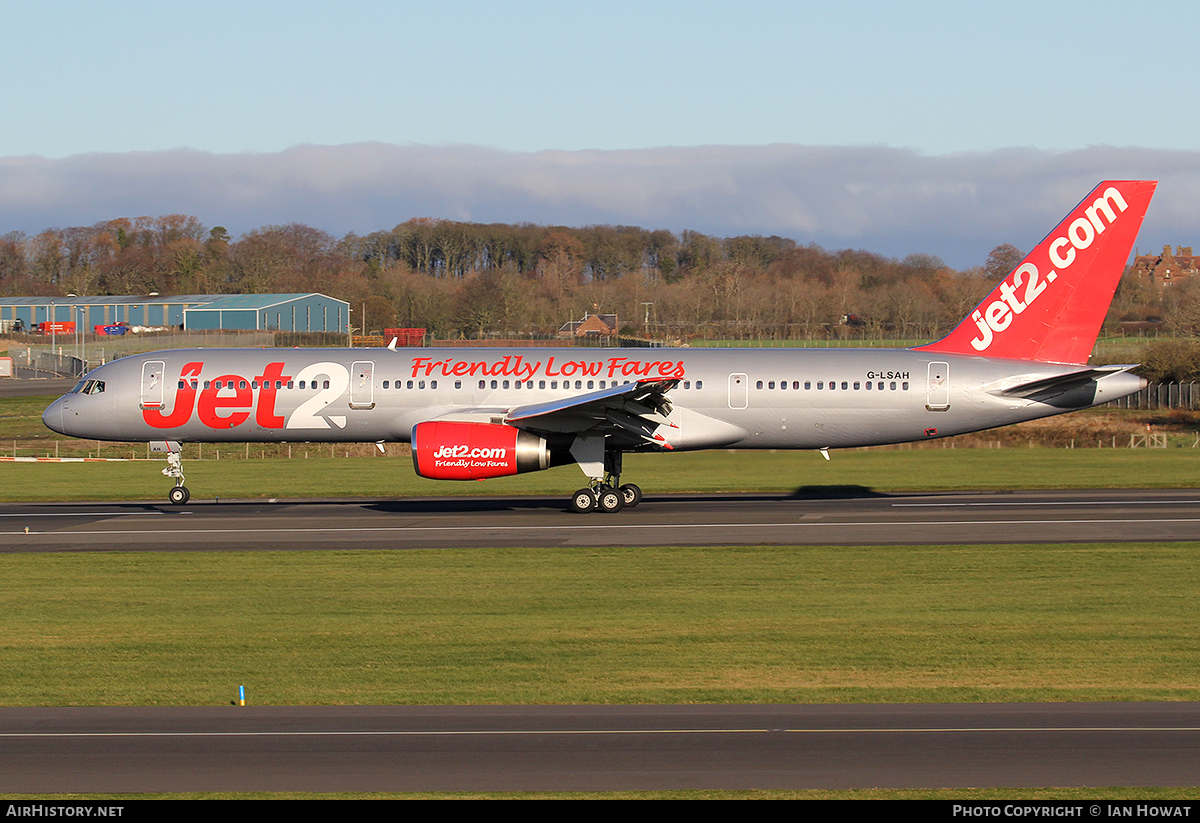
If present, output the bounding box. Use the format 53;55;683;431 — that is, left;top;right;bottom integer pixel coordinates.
431;380;437;389
383;381;390;389
696;380;702;389
756;381;763;390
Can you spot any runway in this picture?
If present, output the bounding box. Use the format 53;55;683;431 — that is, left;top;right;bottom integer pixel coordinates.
4;488;1200;551
3;703;1200;792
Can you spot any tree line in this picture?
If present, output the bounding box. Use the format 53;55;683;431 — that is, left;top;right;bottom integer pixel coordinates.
0;214;1181;343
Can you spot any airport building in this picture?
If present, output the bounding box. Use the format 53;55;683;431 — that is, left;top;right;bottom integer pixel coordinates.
0;293;351;333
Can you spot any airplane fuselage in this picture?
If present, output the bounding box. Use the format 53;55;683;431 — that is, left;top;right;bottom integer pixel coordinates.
43;346;1143;451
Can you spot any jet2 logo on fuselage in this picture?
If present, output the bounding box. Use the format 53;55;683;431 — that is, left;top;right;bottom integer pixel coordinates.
142;361;351;431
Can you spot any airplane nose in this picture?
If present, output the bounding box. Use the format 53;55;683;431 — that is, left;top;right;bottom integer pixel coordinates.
42;397;66;435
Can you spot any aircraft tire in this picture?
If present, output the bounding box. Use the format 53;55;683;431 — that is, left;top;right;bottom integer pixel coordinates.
570;489;596;513
619;483;642;508
169;486;190;505
597;487;625;513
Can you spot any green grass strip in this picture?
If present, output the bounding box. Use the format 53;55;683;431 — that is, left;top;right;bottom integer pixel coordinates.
3;543;1199;706
3;448;1200;501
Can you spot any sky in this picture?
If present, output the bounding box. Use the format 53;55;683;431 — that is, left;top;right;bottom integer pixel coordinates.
2;0;1198;267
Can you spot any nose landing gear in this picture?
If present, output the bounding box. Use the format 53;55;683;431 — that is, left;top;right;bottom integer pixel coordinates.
162;450;190;505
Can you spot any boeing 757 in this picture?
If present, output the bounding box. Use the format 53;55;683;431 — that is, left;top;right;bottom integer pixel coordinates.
43;180;1156;511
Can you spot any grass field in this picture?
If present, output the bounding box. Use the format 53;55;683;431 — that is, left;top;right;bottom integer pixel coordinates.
3;543;1198;706
2;447;1199;502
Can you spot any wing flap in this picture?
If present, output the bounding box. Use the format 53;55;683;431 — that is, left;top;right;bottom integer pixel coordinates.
505;378;679;448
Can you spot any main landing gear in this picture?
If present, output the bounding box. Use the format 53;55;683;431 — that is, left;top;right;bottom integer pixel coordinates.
163;451;190;505
568;448;641;514
570;482;642;513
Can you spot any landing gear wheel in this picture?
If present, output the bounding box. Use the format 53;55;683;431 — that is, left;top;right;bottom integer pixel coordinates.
570;488;597;513
597;487;625;513
619;483;642;508
168;486;190;505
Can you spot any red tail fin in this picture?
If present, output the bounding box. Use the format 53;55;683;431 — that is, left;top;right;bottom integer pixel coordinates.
917;180;1156;364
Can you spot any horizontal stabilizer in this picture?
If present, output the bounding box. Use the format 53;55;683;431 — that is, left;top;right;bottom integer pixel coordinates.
991;365;1137;399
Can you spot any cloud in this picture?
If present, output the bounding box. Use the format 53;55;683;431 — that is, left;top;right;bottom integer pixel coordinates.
1;143;1196;268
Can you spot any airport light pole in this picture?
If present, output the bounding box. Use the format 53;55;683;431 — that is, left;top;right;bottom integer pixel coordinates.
72;305;82;375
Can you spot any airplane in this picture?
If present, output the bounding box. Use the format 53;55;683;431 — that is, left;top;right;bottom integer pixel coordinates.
42;180;1156;512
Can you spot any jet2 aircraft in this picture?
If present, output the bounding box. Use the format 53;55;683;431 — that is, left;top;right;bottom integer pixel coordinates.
42;181;1157;511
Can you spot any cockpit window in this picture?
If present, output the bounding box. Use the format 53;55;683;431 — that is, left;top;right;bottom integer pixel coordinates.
70;379;88;394
73;379;105;395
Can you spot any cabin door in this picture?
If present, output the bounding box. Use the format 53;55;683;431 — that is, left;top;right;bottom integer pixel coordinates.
728;373;748;409
140;360;165;410
350;360;375;409
926;361;950;411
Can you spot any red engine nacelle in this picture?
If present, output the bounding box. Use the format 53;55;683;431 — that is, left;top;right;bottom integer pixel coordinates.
411;421;551;480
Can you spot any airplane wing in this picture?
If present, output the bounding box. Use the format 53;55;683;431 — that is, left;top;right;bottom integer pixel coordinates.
504;378;679;449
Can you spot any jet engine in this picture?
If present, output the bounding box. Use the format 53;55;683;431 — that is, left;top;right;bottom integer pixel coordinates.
411;421;551;480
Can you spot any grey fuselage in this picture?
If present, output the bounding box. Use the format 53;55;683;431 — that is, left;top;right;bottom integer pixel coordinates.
42;346;1143;451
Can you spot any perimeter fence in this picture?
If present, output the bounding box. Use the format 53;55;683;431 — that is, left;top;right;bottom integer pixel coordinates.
1102;382;1200;410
